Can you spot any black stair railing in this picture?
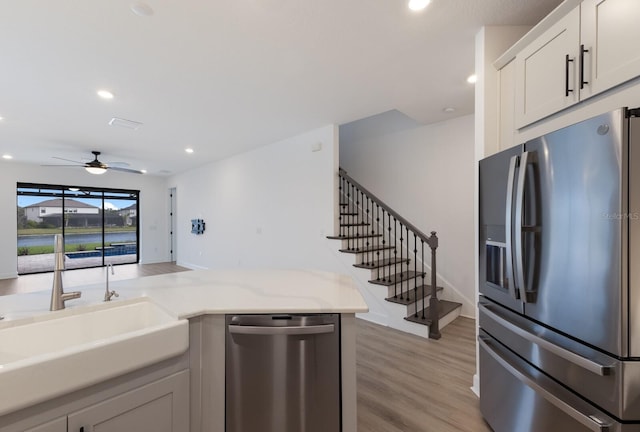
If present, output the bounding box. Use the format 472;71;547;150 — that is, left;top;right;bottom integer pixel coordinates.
337;168;441;339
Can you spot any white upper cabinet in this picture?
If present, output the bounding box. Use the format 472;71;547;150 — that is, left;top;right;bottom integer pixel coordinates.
580;0;640;99
513;0;640;128
515;7;580;128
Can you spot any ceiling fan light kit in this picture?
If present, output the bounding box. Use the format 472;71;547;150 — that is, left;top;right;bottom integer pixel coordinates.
85;166;107;175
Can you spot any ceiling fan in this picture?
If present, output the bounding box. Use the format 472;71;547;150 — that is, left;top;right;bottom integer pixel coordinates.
44;151;145;175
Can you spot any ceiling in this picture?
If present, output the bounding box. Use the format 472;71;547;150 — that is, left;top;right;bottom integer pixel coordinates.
0;0;562;176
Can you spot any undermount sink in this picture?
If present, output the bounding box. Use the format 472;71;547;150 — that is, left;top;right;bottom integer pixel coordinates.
0;297;188;416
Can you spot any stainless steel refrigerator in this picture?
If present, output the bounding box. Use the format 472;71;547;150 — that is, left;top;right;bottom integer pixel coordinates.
479;107;640;431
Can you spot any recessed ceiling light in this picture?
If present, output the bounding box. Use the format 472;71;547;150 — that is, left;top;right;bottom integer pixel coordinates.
185;148;194;154
97;90;114;99
2;154;13;160
408;0;431;11
467;74;478;84
130;2;154;17
443;107;456;113
0;116;4;121
140;169;148;174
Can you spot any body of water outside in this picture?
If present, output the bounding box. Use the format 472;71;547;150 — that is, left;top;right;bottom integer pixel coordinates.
17;232;136;247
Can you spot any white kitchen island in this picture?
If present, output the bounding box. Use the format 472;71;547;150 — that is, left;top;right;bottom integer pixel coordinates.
0;269;368;432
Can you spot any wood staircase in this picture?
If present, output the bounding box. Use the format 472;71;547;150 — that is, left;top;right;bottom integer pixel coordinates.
328;169;462;339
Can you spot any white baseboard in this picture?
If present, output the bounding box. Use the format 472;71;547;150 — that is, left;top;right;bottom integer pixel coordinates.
176;261;209;270
0;271;18;280
471;373;480;397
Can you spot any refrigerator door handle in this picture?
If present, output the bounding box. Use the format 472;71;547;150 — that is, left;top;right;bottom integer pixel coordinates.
514;151;528;301
478;335;612;432
505;155;519;300
480;302;614;376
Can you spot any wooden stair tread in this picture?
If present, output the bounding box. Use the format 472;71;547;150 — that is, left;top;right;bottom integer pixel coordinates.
327;234;382;240
404;300;461;326
340;222;371;227
339;212;359;216
385;285;443;305
339;245;395;254
354;257;409;270
368;270;424;286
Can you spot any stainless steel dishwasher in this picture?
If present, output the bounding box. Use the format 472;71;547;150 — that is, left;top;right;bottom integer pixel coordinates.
225;313;341;432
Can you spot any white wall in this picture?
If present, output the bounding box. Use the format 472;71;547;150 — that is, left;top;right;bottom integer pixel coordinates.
340;114;476;317
168;125;344;272
0;162;170;279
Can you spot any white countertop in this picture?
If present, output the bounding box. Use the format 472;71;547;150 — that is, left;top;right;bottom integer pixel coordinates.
0;269;369;322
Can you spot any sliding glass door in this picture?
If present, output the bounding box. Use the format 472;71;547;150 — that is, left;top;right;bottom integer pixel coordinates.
17;183;140;275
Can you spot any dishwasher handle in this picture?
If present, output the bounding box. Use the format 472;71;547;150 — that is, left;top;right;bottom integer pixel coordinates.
228;323;335;336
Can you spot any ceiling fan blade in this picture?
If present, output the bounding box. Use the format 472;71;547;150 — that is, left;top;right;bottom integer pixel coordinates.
108;166;145;174
52;156;85;164
41;164;83;167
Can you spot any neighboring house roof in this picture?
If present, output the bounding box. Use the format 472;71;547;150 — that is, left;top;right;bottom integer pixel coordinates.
25;198;99;209
120;203;137;211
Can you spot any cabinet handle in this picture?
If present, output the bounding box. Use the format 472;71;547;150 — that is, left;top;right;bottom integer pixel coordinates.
580;44;589;89
565;54;574;97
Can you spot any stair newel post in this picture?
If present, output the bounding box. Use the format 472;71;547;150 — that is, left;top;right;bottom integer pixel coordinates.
393;217;398;299
376;204;381;281
428;231;441;340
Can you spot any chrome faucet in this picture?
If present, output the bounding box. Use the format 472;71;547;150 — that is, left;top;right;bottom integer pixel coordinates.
50;234;81;311
104;263;119;302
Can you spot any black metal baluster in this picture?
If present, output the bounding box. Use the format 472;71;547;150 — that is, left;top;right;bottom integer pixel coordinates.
353;188;362;251
376;204;381;280
360;190;365;252
421;239;426;320
399;223;404;300
367;197;372;266
352;183;357;250
352;184;357;251
350;183;355;250
363;197;370;266
338;174;343;238
405;225;409;301
386;212;392;283
381;209;387;281
393;217;398;299
346;181;351;249
414;233;418;318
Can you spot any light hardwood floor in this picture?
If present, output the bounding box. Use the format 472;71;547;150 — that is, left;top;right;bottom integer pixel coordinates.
0;263;489;431
357;317;491;432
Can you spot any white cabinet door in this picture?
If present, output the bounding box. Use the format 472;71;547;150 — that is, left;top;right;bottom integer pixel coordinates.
24;418;66;432
580;0;640;98
67;371;189;432
515;6;580;128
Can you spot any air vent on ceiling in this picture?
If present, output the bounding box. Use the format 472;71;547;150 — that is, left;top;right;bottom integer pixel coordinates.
109;117;143;130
